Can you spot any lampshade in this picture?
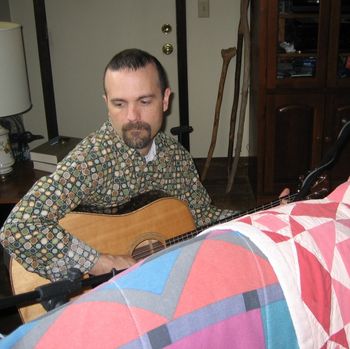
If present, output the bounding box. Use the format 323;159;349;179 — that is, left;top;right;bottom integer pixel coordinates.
0;21;31;117
0;21;31;178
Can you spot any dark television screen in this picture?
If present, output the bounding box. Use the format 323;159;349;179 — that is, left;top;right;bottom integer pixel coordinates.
291;0;350;13
291;0;319;12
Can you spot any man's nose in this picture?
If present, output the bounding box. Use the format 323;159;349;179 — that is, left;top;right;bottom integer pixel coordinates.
127;105;141;121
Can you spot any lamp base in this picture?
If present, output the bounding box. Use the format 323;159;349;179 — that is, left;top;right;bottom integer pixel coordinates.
0;123;15;179
0;171;12;182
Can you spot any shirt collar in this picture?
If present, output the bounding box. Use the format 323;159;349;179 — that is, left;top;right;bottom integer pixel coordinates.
144;139;157;163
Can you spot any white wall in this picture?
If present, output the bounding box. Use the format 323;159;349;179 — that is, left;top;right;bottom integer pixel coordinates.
187;1;250;158
9;0;250;157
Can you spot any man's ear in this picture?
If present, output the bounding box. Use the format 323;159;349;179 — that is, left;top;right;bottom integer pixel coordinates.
103;94;111;118
163;88;172;112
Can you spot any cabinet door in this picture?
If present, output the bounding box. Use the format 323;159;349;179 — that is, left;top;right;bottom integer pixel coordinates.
267;0;330;88
324;94;350;186
327;0;350;87
264;94;325;195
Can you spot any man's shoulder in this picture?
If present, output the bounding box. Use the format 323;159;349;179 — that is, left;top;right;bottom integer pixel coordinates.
155;132;195;168
156;132;187;153
65;121;120;161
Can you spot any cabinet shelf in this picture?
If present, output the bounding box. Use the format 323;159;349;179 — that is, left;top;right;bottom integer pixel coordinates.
278;52;317;58
279;12;319;19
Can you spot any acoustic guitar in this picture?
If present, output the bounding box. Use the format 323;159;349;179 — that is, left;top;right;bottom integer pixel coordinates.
9;174;328;323
9;195;196;323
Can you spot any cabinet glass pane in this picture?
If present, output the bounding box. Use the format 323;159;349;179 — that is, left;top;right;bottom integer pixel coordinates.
337;0;350;79
277;0;320;79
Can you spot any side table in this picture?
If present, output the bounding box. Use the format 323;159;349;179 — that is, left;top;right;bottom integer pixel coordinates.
0;160;48;205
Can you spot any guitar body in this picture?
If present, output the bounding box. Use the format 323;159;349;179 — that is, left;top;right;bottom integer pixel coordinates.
10;196;196;323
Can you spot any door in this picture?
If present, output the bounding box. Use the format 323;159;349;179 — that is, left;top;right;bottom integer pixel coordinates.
325;93;350;187
43;0;180;141
264;93;325;195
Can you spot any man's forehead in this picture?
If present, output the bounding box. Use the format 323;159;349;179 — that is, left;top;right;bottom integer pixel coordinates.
106;63;157;77
104;66;161;94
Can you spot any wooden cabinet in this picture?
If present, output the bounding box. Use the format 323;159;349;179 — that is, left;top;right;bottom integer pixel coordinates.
250;0;350;204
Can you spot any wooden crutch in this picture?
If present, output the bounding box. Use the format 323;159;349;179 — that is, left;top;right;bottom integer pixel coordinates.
226;0;250;193
201;47;236;182
227;20;244;174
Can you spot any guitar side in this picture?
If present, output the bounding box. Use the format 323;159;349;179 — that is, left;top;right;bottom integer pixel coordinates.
10;196;196;323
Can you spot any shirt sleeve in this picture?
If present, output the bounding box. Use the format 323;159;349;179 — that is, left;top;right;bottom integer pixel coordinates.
178;153;238;228
0;160;99;281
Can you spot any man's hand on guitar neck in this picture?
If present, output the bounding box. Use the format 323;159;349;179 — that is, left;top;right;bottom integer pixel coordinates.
279;187;290;205
89;254;136;276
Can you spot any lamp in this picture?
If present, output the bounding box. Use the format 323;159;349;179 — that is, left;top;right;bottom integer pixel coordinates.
0;22;31;178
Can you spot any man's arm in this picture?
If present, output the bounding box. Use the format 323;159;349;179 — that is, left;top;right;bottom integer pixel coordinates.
0;168;97;281
177;155;237;228
0;157;135;281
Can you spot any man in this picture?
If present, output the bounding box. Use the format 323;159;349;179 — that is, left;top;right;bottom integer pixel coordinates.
0;49;235;282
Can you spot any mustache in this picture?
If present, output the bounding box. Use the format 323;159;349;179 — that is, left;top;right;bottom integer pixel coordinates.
122;121;151;132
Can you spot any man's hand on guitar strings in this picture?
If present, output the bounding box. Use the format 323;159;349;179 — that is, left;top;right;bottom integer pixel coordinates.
89;254;136;276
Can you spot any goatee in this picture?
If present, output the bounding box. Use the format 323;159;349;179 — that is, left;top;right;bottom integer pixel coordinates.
122;121;152;149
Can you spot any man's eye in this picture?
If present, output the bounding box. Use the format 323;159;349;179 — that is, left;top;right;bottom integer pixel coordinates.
140;99;151;105
112;101;124;107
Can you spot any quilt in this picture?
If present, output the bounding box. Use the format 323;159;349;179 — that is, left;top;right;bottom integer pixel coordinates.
0;179;349;349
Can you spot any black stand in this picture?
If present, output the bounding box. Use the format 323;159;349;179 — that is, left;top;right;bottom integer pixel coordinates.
170;125;193;146
0;268;121;312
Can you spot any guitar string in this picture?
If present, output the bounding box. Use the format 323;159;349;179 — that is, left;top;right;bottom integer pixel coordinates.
131;192;299;261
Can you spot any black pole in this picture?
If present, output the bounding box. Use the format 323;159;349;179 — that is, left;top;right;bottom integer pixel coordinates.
175;0;190;150
33;0;59;140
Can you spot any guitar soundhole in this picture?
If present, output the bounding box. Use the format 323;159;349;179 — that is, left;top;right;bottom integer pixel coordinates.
132;239;166;261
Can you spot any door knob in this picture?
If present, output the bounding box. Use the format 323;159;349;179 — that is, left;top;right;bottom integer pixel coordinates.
161;24;172;34
162;43;174;55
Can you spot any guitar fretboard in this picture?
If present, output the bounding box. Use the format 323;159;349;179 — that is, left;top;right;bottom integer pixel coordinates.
165;192;299;247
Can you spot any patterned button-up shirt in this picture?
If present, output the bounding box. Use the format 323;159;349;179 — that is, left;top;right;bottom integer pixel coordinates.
0;121;234;281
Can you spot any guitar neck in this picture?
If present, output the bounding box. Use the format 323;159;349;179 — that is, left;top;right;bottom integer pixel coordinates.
165;192;299;247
